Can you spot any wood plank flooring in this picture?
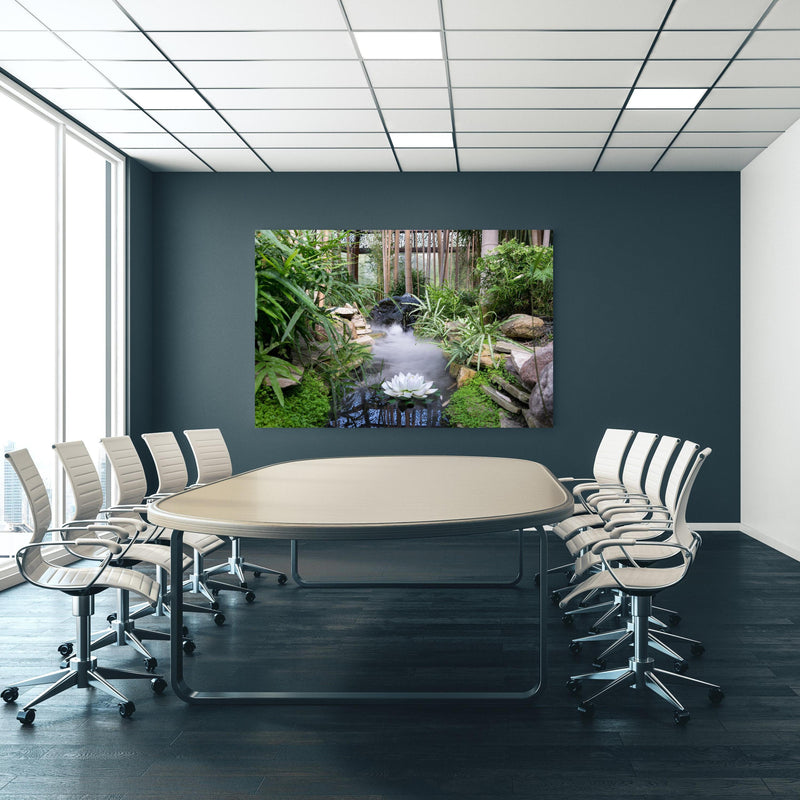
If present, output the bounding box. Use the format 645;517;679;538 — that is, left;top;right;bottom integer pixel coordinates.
0;531;797;799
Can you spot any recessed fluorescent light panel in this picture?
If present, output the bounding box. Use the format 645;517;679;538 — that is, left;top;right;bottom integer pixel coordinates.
627;88;706;109
354;31;442;60
390;132;452;148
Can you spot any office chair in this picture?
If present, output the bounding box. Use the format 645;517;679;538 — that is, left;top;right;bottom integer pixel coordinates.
183;428;287;589
2;450;166;724
562;447;723;723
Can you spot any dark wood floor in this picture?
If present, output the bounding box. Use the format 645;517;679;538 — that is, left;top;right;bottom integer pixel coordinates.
0;531;798;799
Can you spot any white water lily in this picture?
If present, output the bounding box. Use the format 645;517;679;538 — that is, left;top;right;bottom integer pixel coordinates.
381;372;437;400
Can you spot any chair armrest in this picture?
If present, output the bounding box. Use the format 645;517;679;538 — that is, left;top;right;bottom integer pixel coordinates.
16;540;120;590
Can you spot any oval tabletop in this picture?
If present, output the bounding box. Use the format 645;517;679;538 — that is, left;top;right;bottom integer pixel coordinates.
148;456;572;541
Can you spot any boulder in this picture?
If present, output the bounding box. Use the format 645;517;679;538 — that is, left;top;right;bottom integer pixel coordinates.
368;294;421;328
332;305;357;318
528;360;554;427
499;314;545;340
456;366;477;388
519;341;554;389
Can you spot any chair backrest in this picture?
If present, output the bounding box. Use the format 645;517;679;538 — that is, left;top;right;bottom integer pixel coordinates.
664;440;700;514
141;432;189;495
4;449;51;543
642;435;681;505
671;447;712;550
620;431;658;494
53;441;104;522
100;436;148;506
183;428;232;485
591;428;634;485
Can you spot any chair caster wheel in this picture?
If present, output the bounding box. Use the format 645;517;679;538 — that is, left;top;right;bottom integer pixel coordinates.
278;574;288;585
561;614;574;627
566;679;581;695
17;709;35;725
569;642;582;655
211;588;220;597
182;638;196;654
668;614;681;626
534;574;540;586
57;642;73;657
144;657;158;673
151;677;167;695
245;591;256;603
709;687;725;704
674;660;688;674
210;601;220;611
690;643;705;656
118;701;135;718
213;613;225;626
182;625;189;636
107;613;117;624
2;687;19;703
550;592;561;606
577;701;595;717
253;571;262;578
592;658;606;671
673;710;690;725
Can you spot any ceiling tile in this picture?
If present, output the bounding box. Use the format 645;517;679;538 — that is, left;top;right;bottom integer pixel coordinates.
451;87;628;109
343;0;441;29
396;148;457;171
254;148;399;171
191;148;268;171
615;109;694;131
664;0;772;29
175;132;248;147
637;60;728;88
102;132;183;148
244;132;389;148
458;147;601;170
146;109;233;132
649;30;746;60
703;87;800;108
455;108;617;132
223;108;385;132
94;60;191;89
17;0;137;30
608;131;677;147
674;130;782;147
177;60;367;89
119;0;347;30
203;88;374;109
0;60;111;88
0;31;78;58
67;108;165;133
446;31;653;60
761;1;800;28
365;60;447;88
374;88;450;108
719;59;800;86
685;107;800;131
39;87;137;110
449;60;640;88
150;31;357;61
739;31;800;59
0;0;46;29
596;148;664;171
58;32;164;60
125;148;212;171
125;89;210;109
655;146;764;170
442;0;669;30
456;132;607;147
382;109;452;132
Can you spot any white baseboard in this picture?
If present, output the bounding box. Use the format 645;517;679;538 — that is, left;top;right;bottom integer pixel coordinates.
691;523;742;532
738;523;800;562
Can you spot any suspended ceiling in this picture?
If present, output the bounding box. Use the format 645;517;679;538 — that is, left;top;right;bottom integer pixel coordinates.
1;0;798;172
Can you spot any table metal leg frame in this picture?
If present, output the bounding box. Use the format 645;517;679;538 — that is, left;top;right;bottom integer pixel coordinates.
170;528;548;704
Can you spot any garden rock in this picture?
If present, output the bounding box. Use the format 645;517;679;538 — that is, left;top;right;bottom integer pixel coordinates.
499;314;545;340
528;360;554;427
519;341;554;389
456;366;477;388
368;294;421;328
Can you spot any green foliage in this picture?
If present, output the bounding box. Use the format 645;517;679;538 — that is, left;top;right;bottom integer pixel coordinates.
445;371;501;429
255;371;330;428
478;240;554;320
254;342;299;404
388;269;428;298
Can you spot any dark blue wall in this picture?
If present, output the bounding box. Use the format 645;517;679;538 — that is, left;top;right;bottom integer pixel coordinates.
137;171;740;521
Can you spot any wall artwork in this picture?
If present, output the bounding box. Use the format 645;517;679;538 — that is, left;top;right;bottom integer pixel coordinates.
255;229;553;429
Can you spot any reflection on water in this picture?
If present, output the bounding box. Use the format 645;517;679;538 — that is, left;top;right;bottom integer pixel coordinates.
330;324;455;428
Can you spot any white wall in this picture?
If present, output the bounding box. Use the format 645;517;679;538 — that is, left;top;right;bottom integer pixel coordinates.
741;118;800;560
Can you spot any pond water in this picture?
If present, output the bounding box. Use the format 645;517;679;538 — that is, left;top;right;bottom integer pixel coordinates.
329;323;455;428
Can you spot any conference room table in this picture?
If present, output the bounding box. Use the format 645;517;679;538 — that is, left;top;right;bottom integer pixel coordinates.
147;455;574;705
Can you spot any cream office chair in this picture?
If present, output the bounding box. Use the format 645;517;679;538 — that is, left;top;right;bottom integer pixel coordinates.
183;428;287;589
2;450;166;724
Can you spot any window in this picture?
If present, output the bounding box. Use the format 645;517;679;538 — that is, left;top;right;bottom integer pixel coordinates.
0;75;125;583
